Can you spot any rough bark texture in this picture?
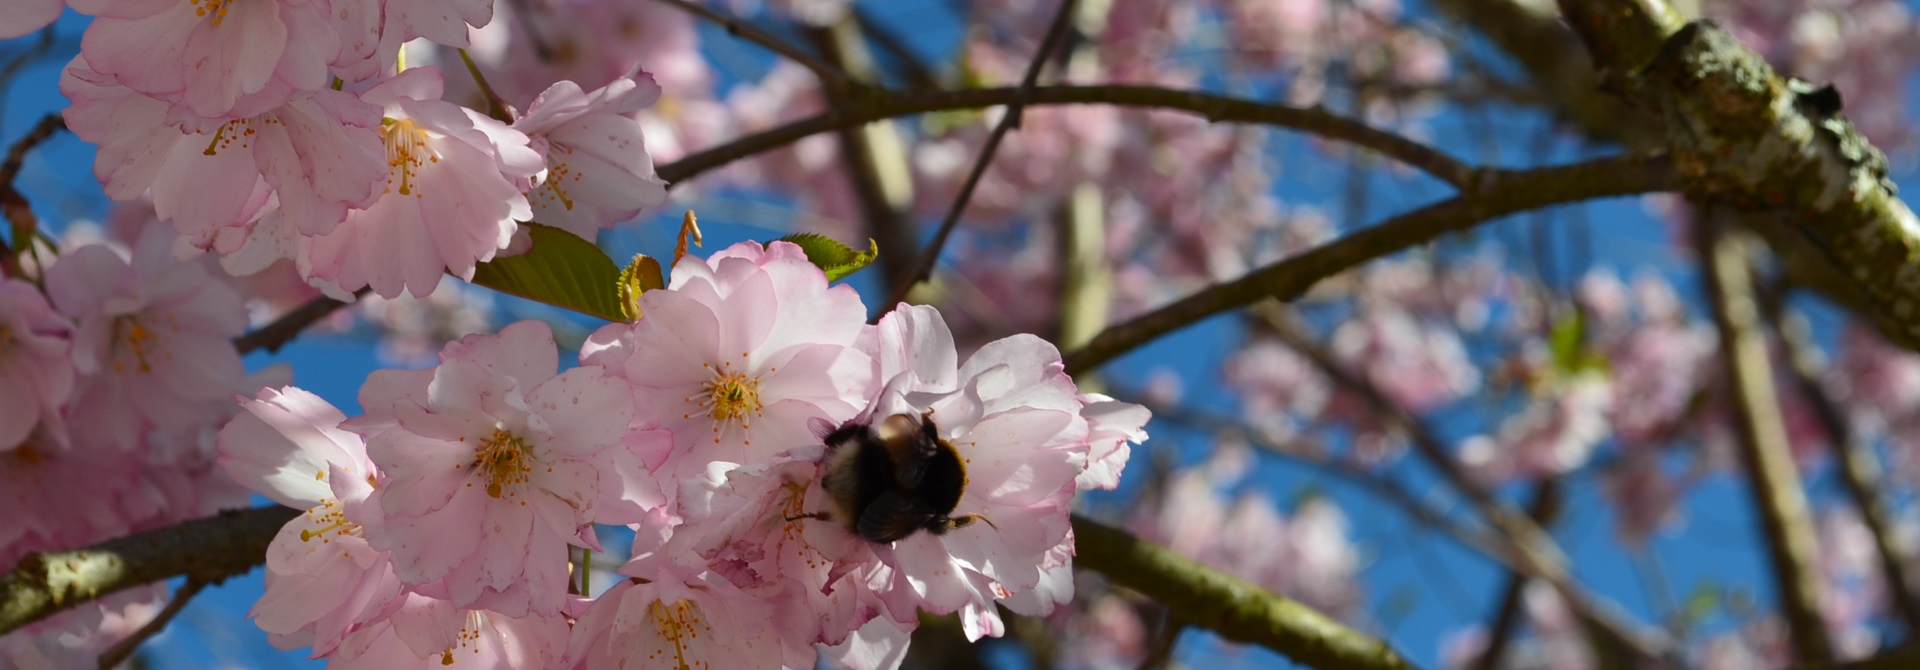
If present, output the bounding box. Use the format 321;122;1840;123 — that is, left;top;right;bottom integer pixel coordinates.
0;506;299;634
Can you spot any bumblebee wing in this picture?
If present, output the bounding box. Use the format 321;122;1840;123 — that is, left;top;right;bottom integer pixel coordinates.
857;491;938;543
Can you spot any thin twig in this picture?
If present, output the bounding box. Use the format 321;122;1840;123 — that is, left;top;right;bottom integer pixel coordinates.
1251;305;1672;664
876;0;1079;317
650;0;858;91
1473;481;1562;670
1;114;67;278
1135;615;1186;670
808;19;918;306
1130;396;1495;556
1060;152;1675;376
851;6;942;89
1696;213;1834;663
232;289;368;355
457;49;514;123
95;579;208;670
658;85;1483;190
0;113;65;190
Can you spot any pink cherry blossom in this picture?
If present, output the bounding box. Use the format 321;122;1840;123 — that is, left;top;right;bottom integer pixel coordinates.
512;71;668;239
305;67;543;299
0;279;74;452
71;0;336;119
61;56;387;244
216;386;409;656
0;0;61;39
1079;394;1149;491
564;569;786;670
627;457;880;660
590;240;873;486
328;0;498;83
0;585;168;669
44;232;247;451
353;320;636;616
328;593;570;668
0;427;142;567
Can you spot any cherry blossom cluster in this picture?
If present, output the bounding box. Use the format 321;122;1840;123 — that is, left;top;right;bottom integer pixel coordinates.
29;0;666;303
211;240;1147;668
0;224;267;666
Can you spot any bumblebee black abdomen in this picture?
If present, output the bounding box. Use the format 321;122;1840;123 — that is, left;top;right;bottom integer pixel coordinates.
917;442;966;523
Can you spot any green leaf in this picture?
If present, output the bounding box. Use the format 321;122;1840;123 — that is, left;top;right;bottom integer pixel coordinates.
775;233;879;282
470;223;625;322
1546;309;1609;377
618;253;666;321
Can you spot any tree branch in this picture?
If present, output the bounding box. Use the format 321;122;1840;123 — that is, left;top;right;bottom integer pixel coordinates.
1072;514;1418;670
1247;305;1673;664
1060;152;1677;376
654;85;1480;190
232;289;367;355
1556;0;1920;354
1696;216;1833;663
808;19;920;311
650;0;859;92
1770;302;1920;632
94;578;206;670
0;506;298;634
0;113;65;277
878;0;1080;316
1473;481;1563;670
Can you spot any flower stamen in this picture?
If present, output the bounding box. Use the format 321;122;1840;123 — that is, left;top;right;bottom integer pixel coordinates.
382;118;438;199
473;428;534;498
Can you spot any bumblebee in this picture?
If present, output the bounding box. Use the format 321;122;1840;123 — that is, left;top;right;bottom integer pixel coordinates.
801;411;994;543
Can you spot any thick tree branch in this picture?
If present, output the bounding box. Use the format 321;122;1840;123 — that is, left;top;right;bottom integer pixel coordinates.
1697;218;1832;663
655;85;1479;189
0;506;298;634
1556;0;1920;353
1061;152;1677;376
1072;514;1418;670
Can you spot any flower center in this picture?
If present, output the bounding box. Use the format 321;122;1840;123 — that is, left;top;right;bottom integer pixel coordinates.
687;357;764;429
111;314;173;374
647;599;710;670
472;428;534;499
191;0;233;26
439;610;487;665
202;117;270;156
297;498;362;544
382;118;438;199
534;150;577;211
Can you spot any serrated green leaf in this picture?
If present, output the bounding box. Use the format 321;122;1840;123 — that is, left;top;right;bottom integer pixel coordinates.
619;253;665;321
470;223;625;322
775;233;879;282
